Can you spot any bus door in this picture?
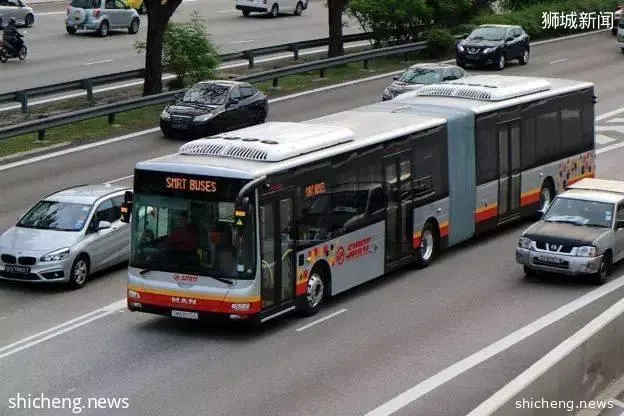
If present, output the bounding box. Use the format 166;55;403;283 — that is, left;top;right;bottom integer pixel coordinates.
384;151;413;263
259;189;296;313
497;120;522;223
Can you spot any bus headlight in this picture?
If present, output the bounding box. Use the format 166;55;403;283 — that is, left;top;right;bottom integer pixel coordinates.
518;237;531;249
128;290;140;299
576;246;597;257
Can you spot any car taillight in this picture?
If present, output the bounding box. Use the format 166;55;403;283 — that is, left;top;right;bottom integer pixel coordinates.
93;8;100;17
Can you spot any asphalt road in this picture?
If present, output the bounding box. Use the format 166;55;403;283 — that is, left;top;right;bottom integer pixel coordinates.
2;31;624;416
0;0;361;93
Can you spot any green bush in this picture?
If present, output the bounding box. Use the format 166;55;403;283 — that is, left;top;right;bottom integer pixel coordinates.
473;0;619;40
425;28;456;58
135;12;220;88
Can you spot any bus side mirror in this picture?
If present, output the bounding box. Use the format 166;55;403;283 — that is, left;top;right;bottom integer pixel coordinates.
120;190;133;223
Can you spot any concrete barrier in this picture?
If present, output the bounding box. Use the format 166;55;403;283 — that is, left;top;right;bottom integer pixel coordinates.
466;297;624;416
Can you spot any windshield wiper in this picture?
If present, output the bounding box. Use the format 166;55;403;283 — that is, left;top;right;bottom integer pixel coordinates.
139;269;152;276
544;219;583;225
584;223;608;228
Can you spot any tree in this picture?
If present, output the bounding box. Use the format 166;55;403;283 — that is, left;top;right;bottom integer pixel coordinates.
142;0;183;95
327;0;349;57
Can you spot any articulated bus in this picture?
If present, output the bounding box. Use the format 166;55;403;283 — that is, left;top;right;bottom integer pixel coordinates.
120;75;596;323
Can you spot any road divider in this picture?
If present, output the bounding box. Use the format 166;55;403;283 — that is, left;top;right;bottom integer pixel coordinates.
465;294;624;416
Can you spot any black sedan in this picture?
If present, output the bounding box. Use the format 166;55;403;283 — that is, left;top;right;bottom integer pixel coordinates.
160;80;269;138
456;24;530;71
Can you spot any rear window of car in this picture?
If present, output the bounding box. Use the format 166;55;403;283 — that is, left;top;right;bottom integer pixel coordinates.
71;0;96;8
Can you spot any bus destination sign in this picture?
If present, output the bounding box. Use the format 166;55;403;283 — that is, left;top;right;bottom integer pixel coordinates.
166;177;217;193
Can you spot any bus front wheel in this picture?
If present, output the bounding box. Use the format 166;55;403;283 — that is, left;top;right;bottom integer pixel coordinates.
297;266;328;317
414;221;438;268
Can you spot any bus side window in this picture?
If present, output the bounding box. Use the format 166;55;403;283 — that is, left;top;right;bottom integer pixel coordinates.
367;187;387;214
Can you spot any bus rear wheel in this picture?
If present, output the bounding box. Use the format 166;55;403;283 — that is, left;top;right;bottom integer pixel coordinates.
297;266;327;317
414;222;438;268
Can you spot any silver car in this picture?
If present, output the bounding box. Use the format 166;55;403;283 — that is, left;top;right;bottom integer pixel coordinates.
516;178;624;285
0;184;131;289
66;0;140;37
382;63;467;101
0;0;34;28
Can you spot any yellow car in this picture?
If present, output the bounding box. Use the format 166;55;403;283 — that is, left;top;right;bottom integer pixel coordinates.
125;0;146;14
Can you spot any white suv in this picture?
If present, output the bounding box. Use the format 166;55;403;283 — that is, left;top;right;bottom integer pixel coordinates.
66;0;140;37
235;0;308;17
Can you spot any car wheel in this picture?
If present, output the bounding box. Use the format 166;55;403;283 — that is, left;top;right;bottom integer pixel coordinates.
68;255;90;290
0;18;3;29
414;221;438;268
456;59;466;69
518;48;529;65
593;253;612;285
256;108;267;124
97;20;109;37
523;265;539;280
621;48;624;54
128;17;139;34
161;126;173;138
24;13;34;28
66;25;77;34
539;180;554;214
297;266;327;317
496;54;506;70
0;52;7;64
294;1;303;15
242;8;250;16
269;3;278;17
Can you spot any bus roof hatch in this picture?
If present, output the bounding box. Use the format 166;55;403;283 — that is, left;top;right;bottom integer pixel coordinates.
178;121;355;162
415;75;551;101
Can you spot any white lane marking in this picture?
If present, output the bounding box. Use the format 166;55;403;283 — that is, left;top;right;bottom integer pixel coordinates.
36;11;66;15
0;300;125;360
549;58;568;64
230;40;255;44
218;9;237;12
105;174;134;184
597;140;624;154
596;134;616;145
466;297;624;415
362;275;624;416
596;107;624;121
295;308;348;332
0;29;614;170
0;128;160;173
607;118;624;123
84;59;113;66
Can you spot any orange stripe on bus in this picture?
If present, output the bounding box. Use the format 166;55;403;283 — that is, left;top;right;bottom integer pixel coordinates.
475;205;498;222
129;291;262;314
127;284;259;303
567;171;595;185
520;188;541;206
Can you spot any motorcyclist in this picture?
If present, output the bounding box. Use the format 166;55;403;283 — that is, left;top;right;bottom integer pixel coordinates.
2;18;23;56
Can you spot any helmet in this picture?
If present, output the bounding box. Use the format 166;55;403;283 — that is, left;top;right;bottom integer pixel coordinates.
8;17;16;25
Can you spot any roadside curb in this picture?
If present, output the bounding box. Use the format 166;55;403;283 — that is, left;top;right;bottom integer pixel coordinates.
0;142;70;163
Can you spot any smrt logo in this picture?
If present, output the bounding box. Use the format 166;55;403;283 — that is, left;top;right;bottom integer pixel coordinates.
346;237;371;261
173;274;198;283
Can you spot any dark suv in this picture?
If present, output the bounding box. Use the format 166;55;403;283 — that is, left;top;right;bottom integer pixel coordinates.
456;24;530;70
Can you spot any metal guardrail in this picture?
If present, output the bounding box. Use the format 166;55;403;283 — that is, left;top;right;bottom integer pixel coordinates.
0;32;373;113
0;36;458;142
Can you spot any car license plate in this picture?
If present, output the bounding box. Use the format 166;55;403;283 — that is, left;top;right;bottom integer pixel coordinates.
4;265;30;273
537;254;563;263
171;310;199;320
172;123;188;129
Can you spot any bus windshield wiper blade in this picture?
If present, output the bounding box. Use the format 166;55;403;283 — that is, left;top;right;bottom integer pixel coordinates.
208;275;234;285
139;269;152;276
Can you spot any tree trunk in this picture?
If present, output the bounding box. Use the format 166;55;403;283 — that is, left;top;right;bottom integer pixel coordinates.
327;0;346;58
142;0;182;96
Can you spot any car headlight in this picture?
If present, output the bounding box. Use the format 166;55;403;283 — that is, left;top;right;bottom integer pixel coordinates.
518;237;532;249
194;113;213;122
383;88;392;97
160;108;170;119
483;47;497;54
457;44;464;52
576;246;597;257
40;247;70;262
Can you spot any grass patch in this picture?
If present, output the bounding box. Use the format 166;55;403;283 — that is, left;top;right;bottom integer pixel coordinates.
0;52;439;158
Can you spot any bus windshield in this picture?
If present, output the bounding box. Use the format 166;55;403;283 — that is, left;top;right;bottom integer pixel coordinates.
129;172;255;279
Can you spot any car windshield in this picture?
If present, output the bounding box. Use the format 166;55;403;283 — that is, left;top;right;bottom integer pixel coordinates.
468;27;507;41
182;84;230;106
398;68;443;84
70;0;95;7
542;197;615;228
17;200;93;231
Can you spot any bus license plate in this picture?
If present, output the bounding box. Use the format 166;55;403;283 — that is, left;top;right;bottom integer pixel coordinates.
171;310;198;320
538;254;563;263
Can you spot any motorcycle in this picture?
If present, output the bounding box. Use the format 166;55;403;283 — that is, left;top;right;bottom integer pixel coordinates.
0;39;27;63
613;7;623;35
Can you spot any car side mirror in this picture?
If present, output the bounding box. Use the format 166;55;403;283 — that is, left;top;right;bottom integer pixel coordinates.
98;220;112;230
229;98;239;105
506;37;514;41
120;190;133;223
393;75;399;81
